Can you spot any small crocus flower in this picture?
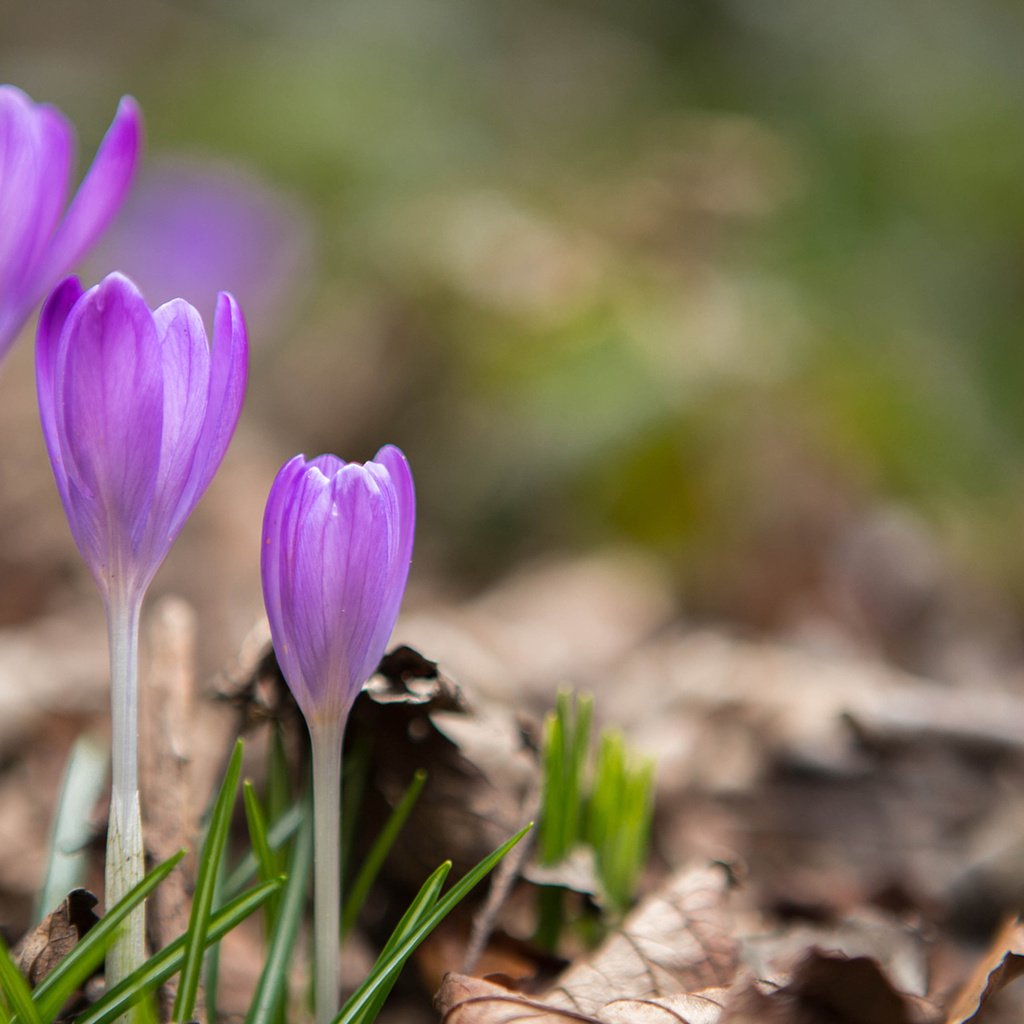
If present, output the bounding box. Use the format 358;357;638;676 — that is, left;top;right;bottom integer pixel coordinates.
0;87;141;361
36;271;247;988
261;446;415;1024
261;447;416;725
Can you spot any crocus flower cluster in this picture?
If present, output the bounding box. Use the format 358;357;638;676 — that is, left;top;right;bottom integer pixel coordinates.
262;447;415;1023
9;81;417;1019
0;88;141;361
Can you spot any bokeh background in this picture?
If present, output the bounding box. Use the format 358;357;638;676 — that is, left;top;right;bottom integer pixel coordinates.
12;7;1024;1015
5;0;1024;684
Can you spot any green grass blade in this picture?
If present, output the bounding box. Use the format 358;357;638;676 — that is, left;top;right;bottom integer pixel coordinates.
341;733;372;881
243;780;281;932
203;858;227;1023
334;824;532;1024
266;728;290;819
0;934;43;1024
566;693;592;853
341;769;427;937
266;728;291;877
32;851;185;1021
244;806;312;1024
76;880;281;1024
556;692;573;858
374;861;450;966
538;709;564;864
223;804;303;899
172;739;244;1022
36;735;108;924
342;862;450;1024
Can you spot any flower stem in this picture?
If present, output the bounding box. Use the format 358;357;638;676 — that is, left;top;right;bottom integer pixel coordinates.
310;718;345;1024
105;593;145;997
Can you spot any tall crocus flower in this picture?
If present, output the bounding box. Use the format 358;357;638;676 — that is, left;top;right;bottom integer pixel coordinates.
0;87;141;361
37;272;248;987
261;447;415;1024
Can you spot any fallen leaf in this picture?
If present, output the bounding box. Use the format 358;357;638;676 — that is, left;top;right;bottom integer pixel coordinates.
944;917;1024;1024
437;974;596;1022
740;910;930;998
435;864;739;1023
596;990;729;1023
13;889;99;986
543;864;739;1016
351;648;538;889
437;974;731;1023
721;951;934;1024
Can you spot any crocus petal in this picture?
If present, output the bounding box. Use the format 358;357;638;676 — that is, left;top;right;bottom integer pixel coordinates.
142;298;211;557
364;445;415;670
19;105;73;277
30;96;142;307
0;88;44;286
0;90;73;351
35;276;84;512
292;469;351;708
0;91;141;362
55;274;164;589
175;292;248;522
0;91;73;294
262;456;323;715
331;465;395;696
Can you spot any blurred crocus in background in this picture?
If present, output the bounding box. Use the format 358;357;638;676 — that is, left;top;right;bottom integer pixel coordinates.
90;158;311;344
261;447;415;1024
36;272;248;986
0;88;141;361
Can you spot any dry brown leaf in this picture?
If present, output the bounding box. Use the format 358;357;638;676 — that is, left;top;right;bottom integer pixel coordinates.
435;864;739;1023
352;647;539;889
12;889;98;986
437;974;731;1023
944;917;1024;1024
437;974;598;1022
543;864;739;1017
721;951;930;1024
596;990;729;1023
740;910;930;998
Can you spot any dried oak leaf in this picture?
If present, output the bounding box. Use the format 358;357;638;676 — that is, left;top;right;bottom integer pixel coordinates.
436;863;739;1023
12;889;99;986
944;917;1024;1024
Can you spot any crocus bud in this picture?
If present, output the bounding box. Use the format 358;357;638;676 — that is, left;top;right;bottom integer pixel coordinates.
261;447;416;727
261;446;414;1024
36;272;248;604
0;88;142;360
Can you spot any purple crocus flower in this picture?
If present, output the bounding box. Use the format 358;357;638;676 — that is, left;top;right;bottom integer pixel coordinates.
0;87;142;361
36;270;247;987
260;445;414;1024
36;272;248;604
261;446;416;726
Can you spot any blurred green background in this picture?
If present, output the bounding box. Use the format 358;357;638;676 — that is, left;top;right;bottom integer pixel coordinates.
7;0;1024;657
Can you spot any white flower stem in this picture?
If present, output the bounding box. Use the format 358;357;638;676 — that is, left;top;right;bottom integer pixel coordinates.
105;592;145;997
310;717;345;1024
